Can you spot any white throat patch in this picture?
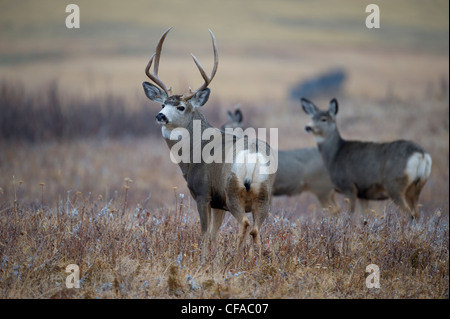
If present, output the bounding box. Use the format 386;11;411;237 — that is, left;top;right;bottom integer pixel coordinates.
161;126;172;139
314;135;325;144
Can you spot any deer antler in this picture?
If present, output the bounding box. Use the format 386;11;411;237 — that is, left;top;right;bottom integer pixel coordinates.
145;27;173;95
182;29;219;100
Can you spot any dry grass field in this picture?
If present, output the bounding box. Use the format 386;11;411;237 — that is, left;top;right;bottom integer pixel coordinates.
0;190;448;299
0;0;448;301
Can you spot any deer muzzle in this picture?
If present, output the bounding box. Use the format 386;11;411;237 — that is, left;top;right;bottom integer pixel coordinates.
156;113;169;124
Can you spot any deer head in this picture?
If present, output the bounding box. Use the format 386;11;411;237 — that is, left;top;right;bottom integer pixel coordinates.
301;97;339;144
221;108;243;130
142;27;218;132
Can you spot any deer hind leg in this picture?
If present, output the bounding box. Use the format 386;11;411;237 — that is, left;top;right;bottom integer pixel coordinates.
227;211;249;267
249;213;262;254
250;203;269;254
238;215;251;251
388;187;411;218
226;194;250;252
386;177;414;219
405;181;426;220
403;152;431;220
226;175;253;254
250;190;270;255
390;194;410;217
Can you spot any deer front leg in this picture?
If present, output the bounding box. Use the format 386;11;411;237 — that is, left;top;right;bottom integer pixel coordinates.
317;189;340;215
358;198;370;215
196;199;212;259
210;208;226;248
340;184;358;214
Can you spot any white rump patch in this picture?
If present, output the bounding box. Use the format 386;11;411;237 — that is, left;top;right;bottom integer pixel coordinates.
233;150;269;188
405;152;432;184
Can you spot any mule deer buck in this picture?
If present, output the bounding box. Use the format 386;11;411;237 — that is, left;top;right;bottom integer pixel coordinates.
221;108;339;214
142;28;276;256
301;98;432;219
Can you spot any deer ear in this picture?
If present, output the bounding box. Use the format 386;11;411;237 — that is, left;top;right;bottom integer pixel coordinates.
189;88;210;108
143;82;167;103
329;98;338;116
234;109;243;123
301;98;318;116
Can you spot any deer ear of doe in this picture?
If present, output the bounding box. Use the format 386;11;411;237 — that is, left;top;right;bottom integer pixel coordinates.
300;98;318;116
189;88;211;108
235;109;243;123
143;82;168;103
329;98;338;117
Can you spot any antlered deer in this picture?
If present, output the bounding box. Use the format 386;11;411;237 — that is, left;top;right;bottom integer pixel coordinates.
301;97;431;219
142;28;276;256
221;108;339;214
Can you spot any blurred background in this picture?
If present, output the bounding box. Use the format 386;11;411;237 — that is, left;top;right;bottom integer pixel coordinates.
0;0;448;214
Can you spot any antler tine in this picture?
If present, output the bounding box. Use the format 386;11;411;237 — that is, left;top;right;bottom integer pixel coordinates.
183;29;219;100
145;27;173;95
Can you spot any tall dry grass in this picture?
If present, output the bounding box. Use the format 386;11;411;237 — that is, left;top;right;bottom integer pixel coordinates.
0;187;448;299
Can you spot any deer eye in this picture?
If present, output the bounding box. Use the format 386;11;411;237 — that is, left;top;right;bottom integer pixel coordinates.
177;106;185;111
161;104;165;109
320;117;327;122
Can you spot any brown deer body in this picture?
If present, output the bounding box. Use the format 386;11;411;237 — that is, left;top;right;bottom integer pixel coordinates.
222;108;339;214
142;28;276;255
273;148;338;213
301;98;431;219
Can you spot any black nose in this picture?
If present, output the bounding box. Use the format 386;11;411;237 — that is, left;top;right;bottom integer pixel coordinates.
156;113;168;123
305;126;312;133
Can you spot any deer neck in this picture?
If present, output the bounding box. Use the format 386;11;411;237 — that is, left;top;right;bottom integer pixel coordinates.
318;129;344;170
162;109;216;179
162;110;212;146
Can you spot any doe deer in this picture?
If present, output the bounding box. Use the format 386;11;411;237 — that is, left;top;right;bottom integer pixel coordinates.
142;28;276;256
301;97;432;219
220;108;243;130
221;108;339;214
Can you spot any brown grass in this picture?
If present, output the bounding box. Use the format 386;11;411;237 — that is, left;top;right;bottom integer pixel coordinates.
0;187;448;299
